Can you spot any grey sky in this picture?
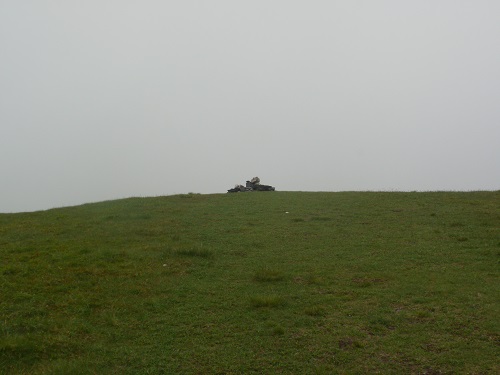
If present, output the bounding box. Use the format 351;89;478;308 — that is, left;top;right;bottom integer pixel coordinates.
1;1;499;212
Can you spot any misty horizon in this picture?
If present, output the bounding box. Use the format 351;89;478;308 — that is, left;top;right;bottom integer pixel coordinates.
1;1;499;213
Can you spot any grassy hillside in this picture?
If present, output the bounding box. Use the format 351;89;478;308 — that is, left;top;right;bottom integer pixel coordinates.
1;191;499;374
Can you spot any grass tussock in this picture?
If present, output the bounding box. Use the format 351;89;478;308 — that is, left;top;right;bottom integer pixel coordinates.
249;295;286;309
176;247;213;258
304;305;328;317
253;268;285;282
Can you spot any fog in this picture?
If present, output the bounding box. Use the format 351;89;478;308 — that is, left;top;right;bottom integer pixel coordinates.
1;1;499;212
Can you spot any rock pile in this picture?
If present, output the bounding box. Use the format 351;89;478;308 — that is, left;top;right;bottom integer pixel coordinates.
227;177;276;193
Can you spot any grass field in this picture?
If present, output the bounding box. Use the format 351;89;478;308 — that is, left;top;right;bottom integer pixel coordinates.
1;191;499;374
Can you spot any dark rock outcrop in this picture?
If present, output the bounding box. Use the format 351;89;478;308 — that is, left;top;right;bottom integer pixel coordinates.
227;177;275;193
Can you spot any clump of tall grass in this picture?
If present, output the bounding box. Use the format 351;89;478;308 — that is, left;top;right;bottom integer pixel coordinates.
249;295;286;308
253;268;284;282
176;246;213;258
304;305;327;317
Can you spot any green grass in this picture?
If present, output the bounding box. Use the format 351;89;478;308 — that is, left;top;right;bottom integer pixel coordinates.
1;191;499;374
253;268;285;282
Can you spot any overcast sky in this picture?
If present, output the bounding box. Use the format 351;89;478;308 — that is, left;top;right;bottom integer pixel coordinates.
1;1;499;212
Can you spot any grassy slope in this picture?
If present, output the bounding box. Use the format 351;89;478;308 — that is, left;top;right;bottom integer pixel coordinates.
1;192;499;374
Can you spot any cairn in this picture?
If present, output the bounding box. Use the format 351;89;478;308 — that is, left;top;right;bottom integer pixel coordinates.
227;177;275;193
